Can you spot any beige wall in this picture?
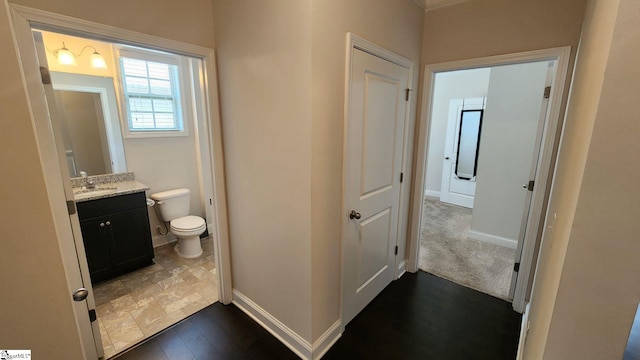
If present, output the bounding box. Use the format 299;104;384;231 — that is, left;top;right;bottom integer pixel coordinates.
12;0;215;48
310;0;424;341
421;0;586;65
526;0;640;358
213;0;314;341
545;2;640;355
1;0;215;357
524;0;620;357
214;0;424;344
0;1;85;357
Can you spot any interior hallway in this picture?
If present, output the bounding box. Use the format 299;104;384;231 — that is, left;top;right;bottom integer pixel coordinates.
114;271;521;360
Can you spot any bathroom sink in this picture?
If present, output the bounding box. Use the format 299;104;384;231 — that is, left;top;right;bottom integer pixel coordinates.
73;186;118;196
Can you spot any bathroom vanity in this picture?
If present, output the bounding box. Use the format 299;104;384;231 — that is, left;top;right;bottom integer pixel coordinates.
74;174;154;284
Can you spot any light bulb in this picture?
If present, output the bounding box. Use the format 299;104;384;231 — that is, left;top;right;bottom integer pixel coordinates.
57;46;77;66
91;51;107;69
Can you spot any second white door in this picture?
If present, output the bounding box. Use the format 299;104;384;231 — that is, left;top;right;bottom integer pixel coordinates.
440;98;484;208
343;46;410;325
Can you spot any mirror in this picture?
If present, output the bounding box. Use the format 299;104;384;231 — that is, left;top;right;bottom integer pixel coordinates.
50;72;127;177
455;109;483;180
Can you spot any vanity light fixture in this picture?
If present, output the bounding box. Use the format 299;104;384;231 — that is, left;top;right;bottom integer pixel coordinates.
53;42;107;69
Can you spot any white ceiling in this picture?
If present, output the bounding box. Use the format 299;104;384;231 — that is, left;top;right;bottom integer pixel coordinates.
414;0;471;11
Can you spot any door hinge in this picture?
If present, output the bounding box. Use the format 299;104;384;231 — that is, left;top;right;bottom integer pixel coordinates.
209;198;212;205
395;246;398;255
66;200;76;215
514;262;520;272
405;88;412;102
527;180;535;192
400;172;404;183
543;86;551;99
88;309;97;322
40;66;51;85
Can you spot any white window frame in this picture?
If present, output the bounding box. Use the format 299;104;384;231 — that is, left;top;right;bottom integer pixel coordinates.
115;45;191;138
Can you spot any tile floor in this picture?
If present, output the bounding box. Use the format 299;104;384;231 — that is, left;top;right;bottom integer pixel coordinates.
93;237;218;359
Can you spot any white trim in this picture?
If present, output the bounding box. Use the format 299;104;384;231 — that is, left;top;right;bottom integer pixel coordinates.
8;5;233;357
511;50;571;313
408;47;571;316
232;289;312;359
516;302;531;360
311;320;342;360
397;260;407;279
424;189;440;198
349;33;412;70
468;230;518;249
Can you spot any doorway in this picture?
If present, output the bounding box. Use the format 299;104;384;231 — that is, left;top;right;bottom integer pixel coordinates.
420;61;554;300
10;5;231;359
36;28;219;359
409;47;571;313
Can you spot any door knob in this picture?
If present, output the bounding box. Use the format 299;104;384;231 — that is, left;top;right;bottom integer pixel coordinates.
72;288;89;302
445;156;450;160
105;221;111;226
99;222;105;227
349;210;361;220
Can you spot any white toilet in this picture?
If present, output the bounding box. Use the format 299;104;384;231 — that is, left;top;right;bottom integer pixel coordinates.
150;188;206;259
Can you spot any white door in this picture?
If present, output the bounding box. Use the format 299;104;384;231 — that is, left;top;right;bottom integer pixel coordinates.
343;44;410;325
440;98;484;208
468;62;550;300
33;32;104;357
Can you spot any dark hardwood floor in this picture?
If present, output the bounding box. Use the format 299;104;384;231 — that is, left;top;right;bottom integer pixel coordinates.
115;271;522;360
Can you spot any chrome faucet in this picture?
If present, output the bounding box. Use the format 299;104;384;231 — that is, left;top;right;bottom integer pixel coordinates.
79;171;96;189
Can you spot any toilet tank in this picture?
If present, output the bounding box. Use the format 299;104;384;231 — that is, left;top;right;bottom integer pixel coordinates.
150;188;191;221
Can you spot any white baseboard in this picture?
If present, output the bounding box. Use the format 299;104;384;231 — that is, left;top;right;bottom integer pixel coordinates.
424;189;440;198
232;289;342;360
397;259;407;279
468;230;517;249
312;320;341;359
233;289;312;358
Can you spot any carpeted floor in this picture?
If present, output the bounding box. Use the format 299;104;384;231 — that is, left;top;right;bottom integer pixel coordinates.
418;197;516;299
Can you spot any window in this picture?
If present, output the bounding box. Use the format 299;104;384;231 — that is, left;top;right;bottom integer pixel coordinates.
117;47;189;137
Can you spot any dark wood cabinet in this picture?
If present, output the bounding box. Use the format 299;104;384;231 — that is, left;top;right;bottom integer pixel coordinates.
77;192;154;284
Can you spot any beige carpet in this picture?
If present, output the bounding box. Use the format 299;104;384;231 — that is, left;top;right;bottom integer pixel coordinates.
418;197;516;300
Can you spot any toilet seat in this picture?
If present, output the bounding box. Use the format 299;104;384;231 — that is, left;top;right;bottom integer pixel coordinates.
170;216;206;237
170;215;205;231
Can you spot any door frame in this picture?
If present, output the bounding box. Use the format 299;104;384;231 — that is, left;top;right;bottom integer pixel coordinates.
9;4;232;358
407;47;571;313
340;33;413;328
